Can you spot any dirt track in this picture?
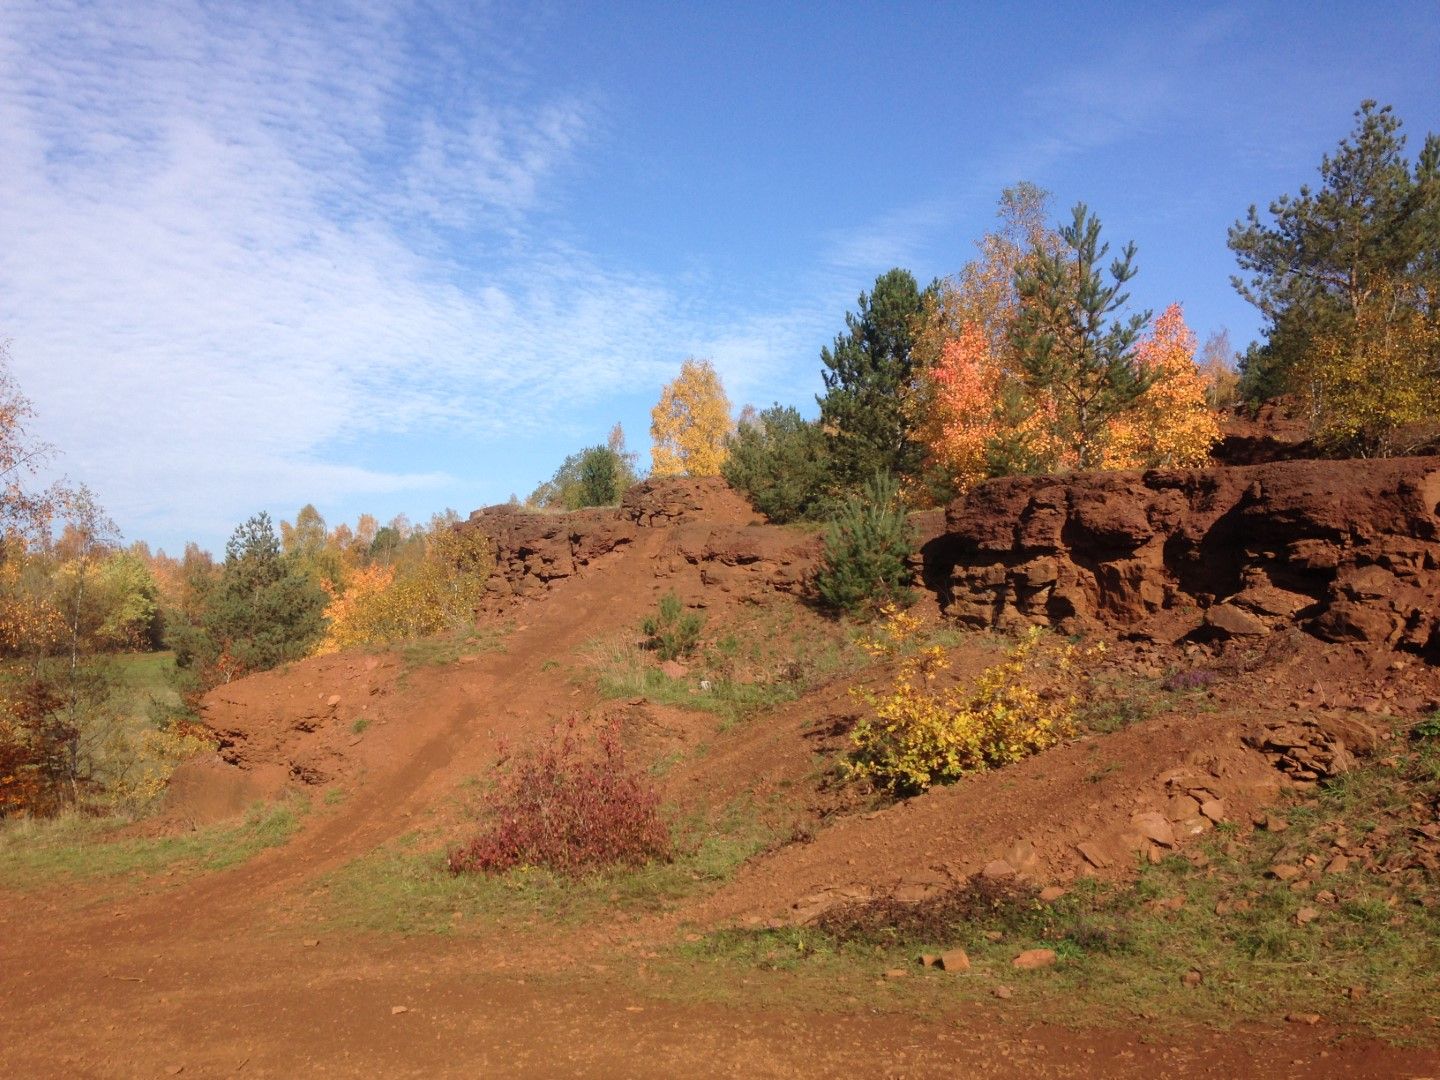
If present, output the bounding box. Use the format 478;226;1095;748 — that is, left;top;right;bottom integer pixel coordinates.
6;886;1439;1078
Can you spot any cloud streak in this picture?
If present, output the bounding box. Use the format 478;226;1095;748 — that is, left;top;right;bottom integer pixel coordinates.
0;1;715;546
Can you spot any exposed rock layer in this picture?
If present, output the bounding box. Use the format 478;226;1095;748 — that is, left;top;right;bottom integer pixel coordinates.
925;457;1440;660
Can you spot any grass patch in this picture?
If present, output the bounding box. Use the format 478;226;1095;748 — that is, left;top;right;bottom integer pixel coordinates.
320;802;778;935
657;737;1440;1038
0;796;307;890
399;624;509;673
589;606;864;728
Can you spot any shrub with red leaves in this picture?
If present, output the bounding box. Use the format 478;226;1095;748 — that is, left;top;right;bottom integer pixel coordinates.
446;717;672;877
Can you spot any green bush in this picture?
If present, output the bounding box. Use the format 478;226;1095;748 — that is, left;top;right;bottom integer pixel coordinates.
641;592;704;661
812;472;915;615
721;405;830;523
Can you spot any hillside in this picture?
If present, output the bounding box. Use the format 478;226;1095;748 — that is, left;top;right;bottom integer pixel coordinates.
4;460;1440;1077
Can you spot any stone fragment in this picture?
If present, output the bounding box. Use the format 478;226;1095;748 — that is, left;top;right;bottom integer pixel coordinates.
1167;795;1201;822
326;694;341;708
1199;799;1227;823
1005;839;1039;874
1204;603;1269;638
935;948;970;973
981;859;1016;881
1324;855;1350;875
1076;842;1110;869
1295;906;1320;926
1269;863;1302;881
882;968;908;980
1132;811;1176;848
992;986;1013;1000
390;1006;409;1016
1012;949;1057;971
1038;886;1067;903
1285;1012;1321;1026
1181;969;1203;989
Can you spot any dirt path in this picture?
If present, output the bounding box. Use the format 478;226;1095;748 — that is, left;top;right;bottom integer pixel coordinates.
5;913;1436;1079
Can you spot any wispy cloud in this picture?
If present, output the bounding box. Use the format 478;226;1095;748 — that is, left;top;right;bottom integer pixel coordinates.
0;1;695;545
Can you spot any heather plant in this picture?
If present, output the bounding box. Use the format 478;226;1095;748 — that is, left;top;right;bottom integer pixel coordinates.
641;591;704;662
845;606;1097;795
1161;667;1218;693
447;718;672;877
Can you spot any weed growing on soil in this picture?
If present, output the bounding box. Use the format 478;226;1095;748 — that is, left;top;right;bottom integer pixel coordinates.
590;606;862;727
641;592;705;661
323;801;777;934
447;718;672;877
0;796;306;889
664;739;1440;1038
399;624;508;672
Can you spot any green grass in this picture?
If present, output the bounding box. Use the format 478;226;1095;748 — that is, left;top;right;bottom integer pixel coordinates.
320;803;778;935
654;735;1440;1039
589;606;863;728
399;625;509;672
0;796;307;890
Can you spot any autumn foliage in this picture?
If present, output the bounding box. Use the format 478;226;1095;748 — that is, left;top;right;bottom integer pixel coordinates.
1100;304;1222;470
845;606;1097;796
917;299;1219;491
447;718;672;877
650;358;732;477
316;526;494;653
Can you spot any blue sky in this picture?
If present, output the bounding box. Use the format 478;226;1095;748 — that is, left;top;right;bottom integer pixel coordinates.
1;1;1437;553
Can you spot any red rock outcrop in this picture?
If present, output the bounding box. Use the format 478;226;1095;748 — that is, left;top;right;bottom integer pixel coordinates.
464;477;810;609
926;457;1440;660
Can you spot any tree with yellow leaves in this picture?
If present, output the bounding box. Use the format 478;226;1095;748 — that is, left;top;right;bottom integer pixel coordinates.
1298;282;1438;457
649;358;732;477
1101;304;1222;469
314;525;494;653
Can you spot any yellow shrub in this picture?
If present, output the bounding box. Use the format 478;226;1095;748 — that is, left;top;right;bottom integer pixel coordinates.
316;528;494;654
845;608;1098;795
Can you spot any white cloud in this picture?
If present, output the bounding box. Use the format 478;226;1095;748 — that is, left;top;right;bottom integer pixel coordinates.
0;1;701;545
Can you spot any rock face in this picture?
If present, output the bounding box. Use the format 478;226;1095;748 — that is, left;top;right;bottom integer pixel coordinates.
466;503;634;609
464;477;816;609
925;458;1440;661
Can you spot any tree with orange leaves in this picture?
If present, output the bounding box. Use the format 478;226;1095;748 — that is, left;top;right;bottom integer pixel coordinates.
1101;304;1221;469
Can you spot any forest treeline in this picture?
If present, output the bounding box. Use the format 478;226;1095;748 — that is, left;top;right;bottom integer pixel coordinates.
534;101;1436;527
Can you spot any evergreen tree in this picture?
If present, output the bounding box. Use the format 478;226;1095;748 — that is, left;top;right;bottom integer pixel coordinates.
170;512;326;682
527;428;639;511
1012;203;1153;470
812;472;916;615
1228;101;1440;402
721;405;830;523
817;268;933;493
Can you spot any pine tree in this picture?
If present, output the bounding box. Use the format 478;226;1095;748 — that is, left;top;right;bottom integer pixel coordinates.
721;405;830;523
1228;101;1440;402
1012;204;1153;470
817;268;932;493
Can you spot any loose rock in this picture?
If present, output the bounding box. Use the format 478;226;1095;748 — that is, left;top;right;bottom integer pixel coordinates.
1012;949;1057;970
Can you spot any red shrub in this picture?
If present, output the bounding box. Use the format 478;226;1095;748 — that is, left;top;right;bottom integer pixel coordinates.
447;717;672;877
